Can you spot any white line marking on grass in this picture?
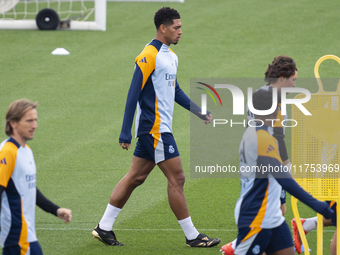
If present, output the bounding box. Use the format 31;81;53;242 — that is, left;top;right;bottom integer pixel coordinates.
35;228;336;233
36;228;237;231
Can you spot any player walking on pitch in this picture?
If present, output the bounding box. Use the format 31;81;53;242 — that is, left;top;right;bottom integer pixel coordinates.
221;55;297;255
0;99;72;255
248;55;297;216
231;89;333;255
92;7;220;247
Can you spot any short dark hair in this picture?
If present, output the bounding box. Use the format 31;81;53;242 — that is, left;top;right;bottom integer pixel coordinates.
154;7;180;30
264;55;297;85
252;88;281;111
5;99;38;136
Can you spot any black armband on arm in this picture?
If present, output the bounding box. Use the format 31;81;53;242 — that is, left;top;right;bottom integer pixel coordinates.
36;188;60;216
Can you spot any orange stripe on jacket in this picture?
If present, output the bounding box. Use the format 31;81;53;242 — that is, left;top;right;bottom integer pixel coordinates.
152;133;161;149
135;45;158;90
136;45;161;134
0;142;18;188
19;199;29;255
150;97;161;134
329;200;336;208
242;184;269;242
257;129;283;163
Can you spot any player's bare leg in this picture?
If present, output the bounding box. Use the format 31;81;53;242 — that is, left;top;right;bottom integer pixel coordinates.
158;156;221;247
158;156;188;220
270;247;294;255
109;156;155;208
92;156;155;246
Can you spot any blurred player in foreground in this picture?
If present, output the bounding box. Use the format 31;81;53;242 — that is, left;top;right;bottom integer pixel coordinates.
0;99;72;255
229;89;333;255
92;7;220;247
292;200;337;254
221;55;297;255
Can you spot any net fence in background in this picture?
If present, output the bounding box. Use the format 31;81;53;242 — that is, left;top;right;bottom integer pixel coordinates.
0;0;94;21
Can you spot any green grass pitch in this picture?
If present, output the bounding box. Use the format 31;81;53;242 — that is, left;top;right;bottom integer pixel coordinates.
1;0;340;254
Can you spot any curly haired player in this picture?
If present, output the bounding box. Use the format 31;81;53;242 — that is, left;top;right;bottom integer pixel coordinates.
226;89;333;255
221;55;297;255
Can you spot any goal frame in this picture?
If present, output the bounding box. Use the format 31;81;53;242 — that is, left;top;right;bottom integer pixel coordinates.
0;0;106;31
